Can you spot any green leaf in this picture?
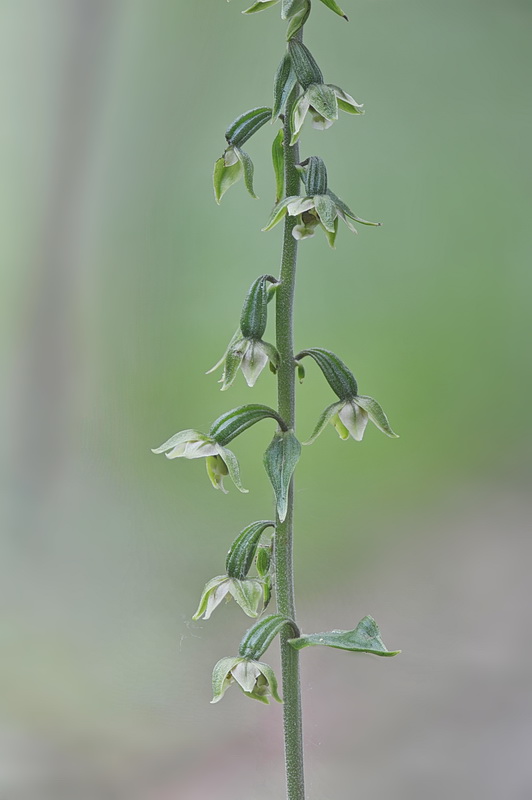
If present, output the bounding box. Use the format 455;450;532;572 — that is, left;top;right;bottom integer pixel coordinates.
272;129;285;202
226;520;275;580
263;430;301;522
354;395;399;438
314;194;338;233
210;404;285;445
213;155;242;204
273;51;297;119
286;0;311;39
235;147;257;198
225;107;272;147
295;348;358;400
243;0;280;12
318;0;348;20
289;615;401;656
303;400;342;445
239;613;295;659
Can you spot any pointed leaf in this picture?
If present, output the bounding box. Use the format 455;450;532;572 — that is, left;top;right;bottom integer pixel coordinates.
213;155;243;204
303;401;342;445
239;613;296;659
354;395;399;438
272;129;285;202
289;615;401;656
318;0;348;19
263;430;301;522
226;520;275;579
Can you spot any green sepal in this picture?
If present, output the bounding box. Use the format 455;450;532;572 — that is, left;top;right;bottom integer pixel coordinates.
230;578;264;617
209;404;286;446
263;430;301;522
235;147;257;198
288;40;323;89
289;615;401;657
281;0;308;19
328;190;381;226
213;155;242;204
211;656;241;704
262;195;299;231
354;395;399;438
314;194;338;233
151;428;208;454
303;155;328;196
226;520;275;580
220;340;246;390
192;575;227;620
303;401;342;445
318;0;348;20
306;83;338;122
225;107;272;148
239;613;296;660
272;129;285;202
256;544;272;578
322;216;339;248
214;447;249;493
243;0;280;12
273;52;297;120
286;0;311;39
240;275;278;340
295;348;358;400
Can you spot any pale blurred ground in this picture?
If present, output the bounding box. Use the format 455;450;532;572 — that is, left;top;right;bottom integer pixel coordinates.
1;1;531;798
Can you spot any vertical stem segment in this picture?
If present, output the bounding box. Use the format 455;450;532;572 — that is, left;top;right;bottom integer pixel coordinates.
275;77;305;800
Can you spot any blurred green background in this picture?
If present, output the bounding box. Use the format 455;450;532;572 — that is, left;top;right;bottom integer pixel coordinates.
1;0;531;797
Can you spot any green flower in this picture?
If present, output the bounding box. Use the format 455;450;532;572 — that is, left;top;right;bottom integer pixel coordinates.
291;83;363;144
152;429;247;494
207;333;279;390
211;656;282;704
193;575;264;620
263;156;380;247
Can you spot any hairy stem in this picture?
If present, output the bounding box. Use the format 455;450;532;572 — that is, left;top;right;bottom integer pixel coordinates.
275;62;305;800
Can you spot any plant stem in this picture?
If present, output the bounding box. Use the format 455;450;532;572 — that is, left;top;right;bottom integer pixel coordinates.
275;75;305;800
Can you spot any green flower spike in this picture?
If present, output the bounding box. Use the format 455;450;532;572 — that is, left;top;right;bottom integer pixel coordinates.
207;275;279;389
211;656;282;704
288;40;363;145
152;405;288;493
295;348;399;443
263;157;380;248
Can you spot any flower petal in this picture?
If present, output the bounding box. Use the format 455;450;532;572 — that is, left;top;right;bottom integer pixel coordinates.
290;92;310;145
262;196;300;231
211;656;241;704
182;440;220;459
339;400;369;441
240;340;269;387
192;576;228;620
287;196;315;216
230;578;263;618
307;83;338;122
232;660;262;693
314;194;338;233
151;429;206;455
256;661;283;703
220;341;247;390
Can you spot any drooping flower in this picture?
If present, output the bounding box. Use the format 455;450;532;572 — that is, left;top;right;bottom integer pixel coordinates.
263;156;380;247
211;656;282;704
193;576;264;620
295;348;399;443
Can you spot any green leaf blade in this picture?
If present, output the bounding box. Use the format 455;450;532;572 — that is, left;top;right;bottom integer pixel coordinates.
288;615;401;657
263;430;301;521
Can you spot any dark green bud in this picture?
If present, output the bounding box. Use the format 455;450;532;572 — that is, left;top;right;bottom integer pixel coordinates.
288;40;323;90
256;545;272;578
225;107;272;148
303;156;328;196
240;275;278;340
295;348;358;400
239;614;297;660
209;404;288;446
226;520;275;580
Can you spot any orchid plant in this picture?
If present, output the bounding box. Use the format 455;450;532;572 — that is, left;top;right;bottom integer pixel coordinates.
153;3;400;798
